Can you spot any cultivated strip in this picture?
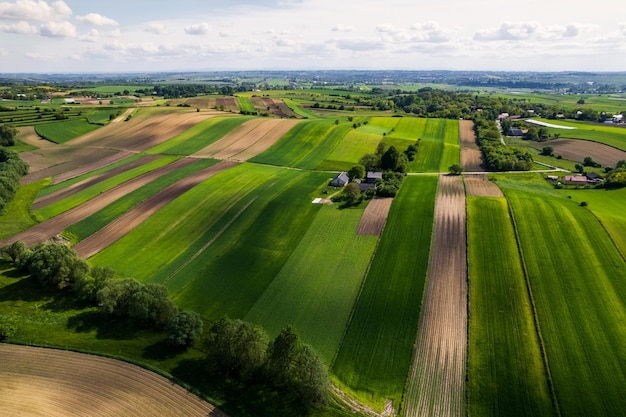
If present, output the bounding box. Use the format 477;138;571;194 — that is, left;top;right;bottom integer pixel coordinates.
463;174;503;197
74;160;240;258
356;198;393;236
403;174;467;417
459;120;483;172
0;344;226;417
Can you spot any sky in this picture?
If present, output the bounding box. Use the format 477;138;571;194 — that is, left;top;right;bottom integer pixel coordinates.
0;0;625;73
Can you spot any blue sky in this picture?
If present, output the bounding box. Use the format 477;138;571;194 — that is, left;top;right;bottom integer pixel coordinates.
0;0;624;73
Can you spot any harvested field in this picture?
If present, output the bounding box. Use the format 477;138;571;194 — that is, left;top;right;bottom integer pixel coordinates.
0;344;225;417
531;138;626;167
356;198;393;236
32;155;162;209
111;108;134;123
193;119;299;161
0;158;197;247
403;175;467;417
464;174;503;197
459;120;483;172
216;97;239;112
74;160;240;258
16;126;55;148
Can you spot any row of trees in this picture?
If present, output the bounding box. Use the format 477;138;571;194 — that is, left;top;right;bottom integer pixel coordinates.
0;148;29;214
473;117;533;171
1;241;330;409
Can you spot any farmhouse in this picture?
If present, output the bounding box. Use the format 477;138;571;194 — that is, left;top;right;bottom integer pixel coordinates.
329;172;350;187
366;171;383;184
586;172;603;184
508;128;524;137
563;175;588;185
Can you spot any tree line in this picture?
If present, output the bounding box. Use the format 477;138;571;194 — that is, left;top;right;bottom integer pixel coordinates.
473;116;533;171
0;241;330;410
0;147;28;214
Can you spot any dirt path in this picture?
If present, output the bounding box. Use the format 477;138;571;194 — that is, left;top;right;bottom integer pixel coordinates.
0;158;197;247
0;344;226;417
402;175;467;417
459;120;483;172
356;198;393;236
74;160;240;258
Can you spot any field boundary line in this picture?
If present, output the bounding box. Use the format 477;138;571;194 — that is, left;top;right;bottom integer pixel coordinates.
506;198;561;417
584;209;626;263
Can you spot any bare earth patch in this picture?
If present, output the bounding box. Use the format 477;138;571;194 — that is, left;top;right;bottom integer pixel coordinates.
74;160;240;258
16;126;55;149
0;344;226;417
464;174;504;197
459;120;483;172
535;138;626;167
356;198;393;236
403;175;467;417
193;119;299;161
0;158;198;247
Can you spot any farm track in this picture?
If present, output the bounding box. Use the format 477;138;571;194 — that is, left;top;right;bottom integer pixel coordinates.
0;158;197;247
464;174;504;197
32;154;163;209
403;175;467;417
0;344;226;417
356;198;393;236
459;120;483;172
74;160;240;258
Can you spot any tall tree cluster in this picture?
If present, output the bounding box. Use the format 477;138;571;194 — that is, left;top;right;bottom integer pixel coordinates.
0;148;28;214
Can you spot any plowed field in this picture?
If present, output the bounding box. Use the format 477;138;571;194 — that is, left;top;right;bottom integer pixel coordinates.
532;138;626;167
464;174;503;197
17;126;55;148
0;344;225;417
459;120;483;172
403;175;467;417
356;198;393;236
193;119;299;161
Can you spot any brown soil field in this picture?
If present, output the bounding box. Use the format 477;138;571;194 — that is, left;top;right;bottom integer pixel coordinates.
0;158;197;247
271;98;297;118
403;175;467;417
216;97;239;112
0;344;226;417
16;126;55;149
193;119;299;161
356;198;393;236
74;160;240;258
530;138;626;167
464;174;504;197
459;120;483;172
111;108;134;123
32;155;163;210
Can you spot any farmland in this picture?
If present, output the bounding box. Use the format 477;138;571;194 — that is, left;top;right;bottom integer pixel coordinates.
530;118;626;151
3;80;626;417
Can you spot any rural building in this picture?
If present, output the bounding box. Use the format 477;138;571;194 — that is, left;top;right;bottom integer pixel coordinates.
358;182;376;192
508;128;524;137
586;172;603;184
547;175;558;181
330;172;350;187
64;98;76;104
563;175;588;185
366;171;383;184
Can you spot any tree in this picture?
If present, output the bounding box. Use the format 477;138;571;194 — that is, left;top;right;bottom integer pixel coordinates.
380;145;407;172
347;164;365;181
448;164;464;175
541;145;554;156
575;163;584;173
0;124;17;146
1;240;26;263
342;182;361;205
26;243;89;289
359;153;379;172
167;311;204;347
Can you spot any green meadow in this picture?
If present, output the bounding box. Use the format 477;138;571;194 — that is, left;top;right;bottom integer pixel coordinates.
245;205;378;362
467;196;553;417
531;118;626;151
332;175;438;411
34;119;102;144
500;174;626;417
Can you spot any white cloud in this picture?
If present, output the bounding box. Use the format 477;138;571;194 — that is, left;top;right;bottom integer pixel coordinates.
0;0;71;21
331;24;354;32
76;13;118;27
184;22;210;35
219;30;231;38
78;28;99;42
0;19;36;34
334;39;385;51
474;22;538;41
40;20;75;38
145;23;169;35
376;24;395;33
410;22;452;43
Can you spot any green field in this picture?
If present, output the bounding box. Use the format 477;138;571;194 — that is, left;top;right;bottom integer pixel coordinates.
332;175;438;411
467;196;553;417
146;116;251;156
500;174;626;417
531;118;626;151
409;118;447;172
0;179;48;239
236;96;257;114
439;119;460;171
245;205;378;362
34;119;102;144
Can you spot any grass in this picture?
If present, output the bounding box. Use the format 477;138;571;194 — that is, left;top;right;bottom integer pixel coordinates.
439;119;460;171
236;96;257;114
411;118;446;172
467;196;553;417
244;205;378;363
64;159;219;242
146;116;251;156
34;156;179;220
332;175;438;411
324;127;381;167
499;174;626;417
86;109;121;125
282;98;320;119
0;179;48;239
34;119;102;144
531;118;626;151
